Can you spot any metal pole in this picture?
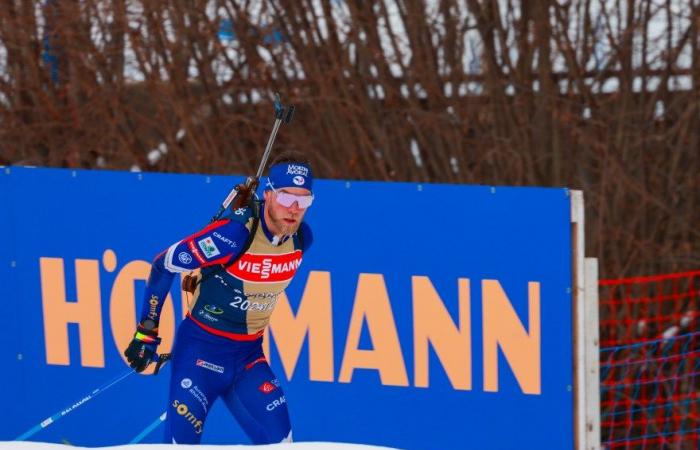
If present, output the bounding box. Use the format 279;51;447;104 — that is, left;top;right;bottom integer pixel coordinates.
15;369;136;441
130;411;167;444
211;93;294;222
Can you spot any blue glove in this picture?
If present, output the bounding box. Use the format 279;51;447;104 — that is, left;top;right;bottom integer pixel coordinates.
124;320;161;373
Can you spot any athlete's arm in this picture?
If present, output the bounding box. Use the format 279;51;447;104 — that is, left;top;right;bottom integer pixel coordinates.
138;218;249;325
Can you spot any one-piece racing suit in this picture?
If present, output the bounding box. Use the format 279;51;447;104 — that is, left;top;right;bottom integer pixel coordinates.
137;203;312;444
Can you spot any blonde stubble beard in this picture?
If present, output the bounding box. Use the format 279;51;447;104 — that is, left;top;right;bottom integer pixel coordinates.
267;207;301;237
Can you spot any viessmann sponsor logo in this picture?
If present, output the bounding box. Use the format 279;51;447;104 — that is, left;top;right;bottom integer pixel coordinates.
229;250;302;283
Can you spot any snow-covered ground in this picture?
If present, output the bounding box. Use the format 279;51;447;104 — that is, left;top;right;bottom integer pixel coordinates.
3;443;398;450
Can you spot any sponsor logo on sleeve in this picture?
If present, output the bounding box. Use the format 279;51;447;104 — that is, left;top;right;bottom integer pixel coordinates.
198;237;221;259
147;295;159;321
187;241;206;264
178;252;193;264
213;231;237;248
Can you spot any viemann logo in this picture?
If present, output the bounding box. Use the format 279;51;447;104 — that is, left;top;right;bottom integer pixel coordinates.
229;251;302;283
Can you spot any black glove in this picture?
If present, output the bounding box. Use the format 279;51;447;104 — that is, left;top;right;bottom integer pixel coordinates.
124;320;161;373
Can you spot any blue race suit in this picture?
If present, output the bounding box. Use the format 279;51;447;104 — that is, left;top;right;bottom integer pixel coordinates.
138;202;312;444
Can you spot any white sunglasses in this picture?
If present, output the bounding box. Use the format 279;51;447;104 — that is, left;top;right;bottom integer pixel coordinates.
268;183;314;209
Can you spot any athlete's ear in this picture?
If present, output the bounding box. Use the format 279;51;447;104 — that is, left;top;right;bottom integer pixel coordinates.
263;190;272;202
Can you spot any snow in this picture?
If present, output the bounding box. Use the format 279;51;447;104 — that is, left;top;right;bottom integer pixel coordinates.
409;138;422;168
147;149;162;165
2;443;397;450
147;143;169;166
449;156;459;174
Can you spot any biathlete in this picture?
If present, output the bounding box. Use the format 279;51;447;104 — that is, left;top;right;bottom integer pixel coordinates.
124;151;314;444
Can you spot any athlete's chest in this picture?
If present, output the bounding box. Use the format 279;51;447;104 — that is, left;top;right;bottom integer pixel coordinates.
227;229;302;284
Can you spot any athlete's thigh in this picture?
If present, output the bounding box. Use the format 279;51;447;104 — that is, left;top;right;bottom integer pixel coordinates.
221;358;291;444
163;326;231;443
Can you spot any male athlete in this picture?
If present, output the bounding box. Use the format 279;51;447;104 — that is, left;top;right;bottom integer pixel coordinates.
124;152;314;444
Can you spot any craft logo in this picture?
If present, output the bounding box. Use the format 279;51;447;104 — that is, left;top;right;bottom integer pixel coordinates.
266;395;286;412
196;359;224;374
229;250;302;283
198;237;220;259
213;231;237;248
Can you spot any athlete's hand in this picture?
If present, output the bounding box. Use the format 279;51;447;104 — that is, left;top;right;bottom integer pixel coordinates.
124;320;161;373
232;177;259;209
232;183;252;209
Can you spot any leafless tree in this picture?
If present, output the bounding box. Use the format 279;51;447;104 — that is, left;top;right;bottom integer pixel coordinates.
0;0;698;280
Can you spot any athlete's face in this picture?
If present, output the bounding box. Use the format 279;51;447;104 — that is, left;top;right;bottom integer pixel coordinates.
263;187;311;236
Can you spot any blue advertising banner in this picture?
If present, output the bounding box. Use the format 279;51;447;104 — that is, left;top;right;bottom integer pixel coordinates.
1;166;574;449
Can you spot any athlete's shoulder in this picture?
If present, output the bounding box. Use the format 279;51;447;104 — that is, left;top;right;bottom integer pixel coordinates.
223;202;257;225
297;222;313;252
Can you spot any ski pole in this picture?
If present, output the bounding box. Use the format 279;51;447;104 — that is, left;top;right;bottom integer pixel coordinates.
130;411;167;444
210;92;294;222
15;352;171;441
15;369;135;441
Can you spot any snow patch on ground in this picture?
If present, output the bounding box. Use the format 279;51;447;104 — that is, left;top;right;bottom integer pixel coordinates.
3;442;398;450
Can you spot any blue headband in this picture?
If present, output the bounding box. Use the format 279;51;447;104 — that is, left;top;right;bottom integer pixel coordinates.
266;162;313;192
